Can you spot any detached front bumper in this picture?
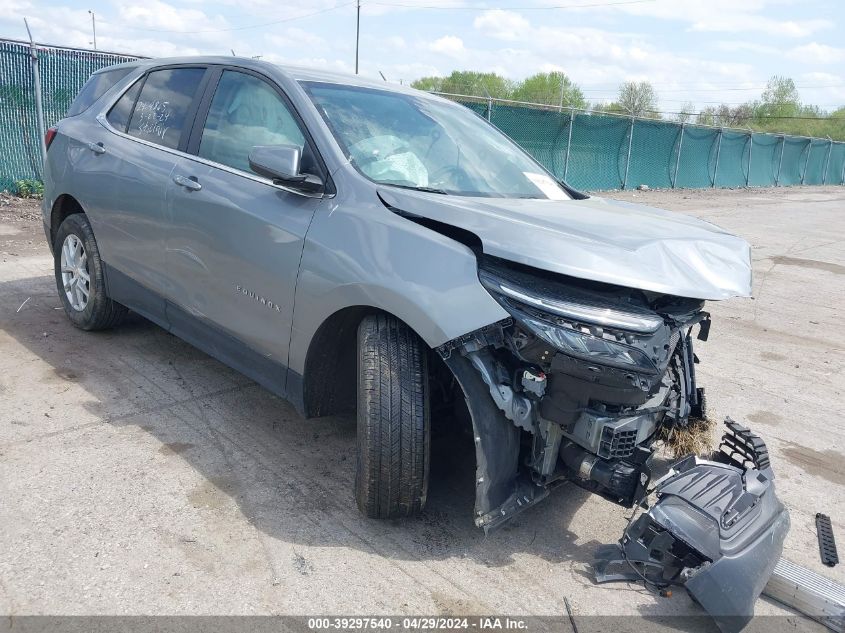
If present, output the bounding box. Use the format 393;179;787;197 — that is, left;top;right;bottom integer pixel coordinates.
594;420;789;633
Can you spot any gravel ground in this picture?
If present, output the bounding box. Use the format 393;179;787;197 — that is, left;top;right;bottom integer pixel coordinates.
0;186;843;630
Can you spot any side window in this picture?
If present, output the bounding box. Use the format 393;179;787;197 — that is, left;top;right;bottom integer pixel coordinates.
106;78;143;132
67;67;134;117
198;70;307;174
127;68;205;150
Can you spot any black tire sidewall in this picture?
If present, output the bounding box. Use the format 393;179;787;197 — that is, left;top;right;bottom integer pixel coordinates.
53;214;110;330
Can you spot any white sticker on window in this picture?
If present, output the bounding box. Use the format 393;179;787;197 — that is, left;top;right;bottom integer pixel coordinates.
523;172;567;200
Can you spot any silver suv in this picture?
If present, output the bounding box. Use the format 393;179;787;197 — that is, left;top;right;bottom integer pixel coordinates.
43;57;787;626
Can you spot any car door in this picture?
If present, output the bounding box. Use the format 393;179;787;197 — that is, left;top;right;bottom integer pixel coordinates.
164;67;327;395
90;65;209;322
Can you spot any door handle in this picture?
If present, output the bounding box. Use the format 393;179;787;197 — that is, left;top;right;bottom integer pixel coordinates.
87;142;105;155
173;174;202;191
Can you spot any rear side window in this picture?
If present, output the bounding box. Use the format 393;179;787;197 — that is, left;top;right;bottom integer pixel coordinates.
67;67;134;117
127;68;205;150
106;78;143;132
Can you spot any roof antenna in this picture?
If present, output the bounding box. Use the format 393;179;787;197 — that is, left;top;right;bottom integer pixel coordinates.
231;49;236;56
379;71;387;82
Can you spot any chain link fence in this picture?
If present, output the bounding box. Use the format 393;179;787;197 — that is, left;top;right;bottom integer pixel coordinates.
1;37;844;193
0;38;139;191
439;93;845;191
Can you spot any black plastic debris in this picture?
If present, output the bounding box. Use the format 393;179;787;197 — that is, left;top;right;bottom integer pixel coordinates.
816;513;839;567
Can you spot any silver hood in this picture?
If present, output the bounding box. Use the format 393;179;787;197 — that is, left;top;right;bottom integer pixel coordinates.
378;188;752;301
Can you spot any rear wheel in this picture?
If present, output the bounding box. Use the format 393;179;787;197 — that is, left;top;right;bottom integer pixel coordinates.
53;214;127;331
355;314;430;518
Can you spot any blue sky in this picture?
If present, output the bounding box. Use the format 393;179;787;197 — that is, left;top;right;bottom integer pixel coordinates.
3;0;843;114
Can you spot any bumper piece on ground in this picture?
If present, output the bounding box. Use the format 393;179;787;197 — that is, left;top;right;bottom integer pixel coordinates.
593;420;789;633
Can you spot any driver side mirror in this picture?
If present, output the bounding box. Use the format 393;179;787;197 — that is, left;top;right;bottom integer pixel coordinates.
248;145;324;194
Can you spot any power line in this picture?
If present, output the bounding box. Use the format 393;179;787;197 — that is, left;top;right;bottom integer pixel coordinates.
98;2;355;34
580;84;845;93
371;0;655;9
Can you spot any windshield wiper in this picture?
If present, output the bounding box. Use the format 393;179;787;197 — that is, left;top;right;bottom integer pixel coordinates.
385;183;450;195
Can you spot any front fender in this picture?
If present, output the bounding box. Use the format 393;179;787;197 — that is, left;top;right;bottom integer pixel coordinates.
287;183;507;377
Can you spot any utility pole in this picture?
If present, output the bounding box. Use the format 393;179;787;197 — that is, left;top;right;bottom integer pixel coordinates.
88;10;97;50
355;0;361;74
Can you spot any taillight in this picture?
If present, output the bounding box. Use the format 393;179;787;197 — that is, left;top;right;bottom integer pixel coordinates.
45;127;57;151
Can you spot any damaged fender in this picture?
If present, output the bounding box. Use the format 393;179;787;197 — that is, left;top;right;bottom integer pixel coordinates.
442;349;549;532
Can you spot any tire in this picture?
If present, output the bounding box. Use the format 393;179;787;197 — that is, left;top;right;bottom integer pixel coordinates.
355;314;430;519
53;213;127;331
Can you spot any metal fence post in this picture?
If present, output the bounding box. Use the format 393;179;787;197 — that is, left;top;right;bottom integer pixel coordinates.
24;19;47;169
822;137;833;185
801;140;811;185
486;96;492;122
775;136;786;186
839;149;845;185
563;109;574;182
622;116;634;190
672;123;684;189
712;128;723;188
745;131;753;187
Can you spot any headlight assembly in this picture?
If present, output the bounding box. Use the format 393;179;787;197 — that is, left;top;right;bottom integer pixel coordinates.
479;270;663;334
478;268;663;374
517;311;658;373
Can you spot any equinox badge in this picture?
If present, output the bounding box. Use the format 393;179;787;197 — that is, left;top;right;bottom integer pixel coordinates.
236;284;282;312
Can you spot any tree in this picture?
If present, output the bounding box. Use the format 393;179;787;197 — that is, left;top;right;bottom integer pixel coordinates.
510;71;587;109
411;71;514;99
697;103;753;127
675;102;695;124
757;76;801;119
410;76;443;92
615;81;659;118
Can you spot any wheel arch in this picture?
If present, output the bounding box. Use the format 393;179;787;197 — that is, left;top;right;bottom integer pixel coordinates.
49;194;86;250
298;305;381;419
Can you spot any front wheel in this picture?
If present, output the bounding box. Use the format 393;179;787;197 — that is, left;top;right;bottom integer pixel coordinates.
53;213;127;331
355;314;430;519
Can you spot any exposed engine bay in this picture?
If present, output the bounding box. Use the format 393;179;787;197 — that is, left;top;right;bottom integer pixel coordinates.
437;255;789;631
439;255;716;527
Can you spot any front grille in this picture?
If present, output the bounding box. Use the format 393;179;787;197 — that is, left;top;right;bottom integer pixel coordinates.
600;426;638;459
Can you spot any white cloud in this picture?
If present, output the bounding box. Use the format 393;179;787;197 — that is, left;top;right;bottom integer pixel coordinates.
116;0;229;34
473;10;530;41
788;42;845;65
385;35;406;50
429;35;464;57
267;27;326;50
691;16;833;38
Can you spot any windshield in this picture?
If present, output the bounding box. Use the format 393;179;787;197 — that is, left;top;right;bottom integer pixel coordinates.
302;82;570;199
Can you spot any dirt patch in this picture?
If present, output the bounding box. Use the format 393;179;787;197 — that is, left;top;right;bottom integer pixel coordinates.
430;590;489;616
781;442;845;486
747;410;782;427
159;442;195;456
0;193;47;258
770;255;845;276
760;351;787;362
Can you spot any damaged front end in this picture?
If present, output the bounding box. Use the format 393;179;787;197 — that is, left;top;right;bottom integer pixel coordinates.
594;421;789;633
437;255;788;629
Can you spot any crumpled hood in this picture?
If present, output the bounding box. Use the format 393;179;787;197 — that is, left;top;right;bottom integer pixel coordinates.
378;188;752;300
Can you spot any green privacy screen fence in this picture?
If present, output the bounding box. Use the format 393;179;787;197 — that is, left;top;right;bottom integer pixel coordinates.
2;37;844;192
0;38;138;190
443;93;845;191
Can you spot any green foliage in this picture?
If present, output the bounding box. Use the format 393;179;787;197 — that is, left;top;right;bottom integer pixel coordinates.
411;71;514;99
510;72;586;109
412;70;845;140
695;76;845;140
412;70;585;107
14;179;43;199
614;81;660;119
